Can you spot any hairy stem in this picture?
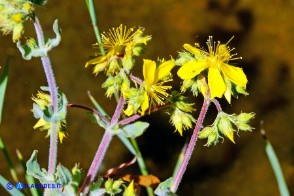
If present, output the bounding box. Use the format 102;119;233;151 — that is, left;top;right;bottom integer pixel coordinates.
118;114;141;126
212;99;222;112
81;96;125;193
34;17;59;176
67;103;110;124
81;129;113;193
170;98;210;193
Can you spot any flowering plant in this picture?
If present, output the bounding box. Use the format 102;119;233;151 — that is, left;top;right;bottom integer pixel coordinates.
3;1;285;196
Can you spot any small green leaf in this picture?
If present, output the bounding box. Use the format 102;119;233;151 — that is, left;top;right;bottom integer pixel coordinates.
17;20;61;60
120;121;149;138
154;177;177;196
105;178;123;195
265;140;290;196
56;164;72;185
0;57;9;125
71;164;82;190
46;20;61;50
32;103;44;119
26;150;47;182
89;176;105;196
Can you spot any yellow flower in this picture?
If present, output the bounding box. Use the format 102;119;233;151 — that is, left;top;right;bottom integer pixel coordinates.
0;0;34;42
33;118;67;143
85;24;151;75
177;36;248;101
141;59;175;114
32;90;67;143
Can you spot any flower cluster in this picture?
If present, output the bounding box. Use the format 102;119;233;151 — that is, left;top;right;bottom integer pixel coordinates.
167;91;196;135
124;58;175;116
85;24;152;75
0;0;34;42
32;88;68;143
86;25;176;117
177;36;248;102
198;112;254;146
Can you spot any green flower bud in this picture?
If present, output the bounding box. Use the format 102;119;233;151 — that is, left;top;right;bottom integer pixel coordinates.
237;112;255;123
105;179;113;192
170;108;196;136
122;55;134;71
236;85;249;95
217;117;235;143
102;76;123;98
205;131;218;146
176;100;195;113
107;58;120;75
132;45;143;56
112;179;124;190
175;51;194;65
198;126;214;139
105;178;123;195
237;122;253;131
180;79;194;92
26;38;38;48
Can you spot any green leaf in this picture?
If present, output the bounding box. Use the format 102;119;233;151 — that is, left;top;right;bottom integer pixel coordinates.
89;176;105;196
154;177;177;196
0;57;9;125
17;20;61;60
71;165;82;191
56;164;72;185
265;140;290;196
29;0;48;6
32;103;44;119
26;150;47;182
120;121;149;138
0;174;24;196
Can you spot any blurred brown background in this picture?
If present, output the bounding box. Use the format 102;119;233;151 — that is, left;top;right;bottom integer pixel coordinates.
1;0;294;195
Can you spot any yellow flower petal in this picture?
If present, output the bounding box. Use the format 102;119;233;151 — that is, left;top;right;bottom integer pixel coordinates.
197;74;208;97
183;43;202;56
222;127;235;143
155;59;175;82
224;88;232;104
177;60;207;80
33;118;48;129
221;64;247;87
124;104;135;116
59;131;65;143
140;92;149;115
208;68;226;98
85;56;108;67
224;78;232;104
12;23;23;42
143;59;156;85
123;180;135;196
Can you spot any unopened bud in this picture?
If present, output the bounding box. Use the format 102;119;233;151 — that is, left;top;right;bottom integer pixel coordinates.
218;117;235;143
237;112;255;123
198;126;214;139
205;132;218;146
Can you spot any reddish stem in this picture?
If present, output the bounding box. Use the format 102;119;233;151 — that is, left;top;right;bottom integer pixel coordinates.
170;98;210;193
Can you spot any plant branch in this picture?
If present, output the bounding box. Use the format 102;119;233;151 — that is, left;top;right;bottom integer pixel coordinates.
170;98;211;193
67;103;110;124
80;96;125;194
212;99;222;112
34;16;59;177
